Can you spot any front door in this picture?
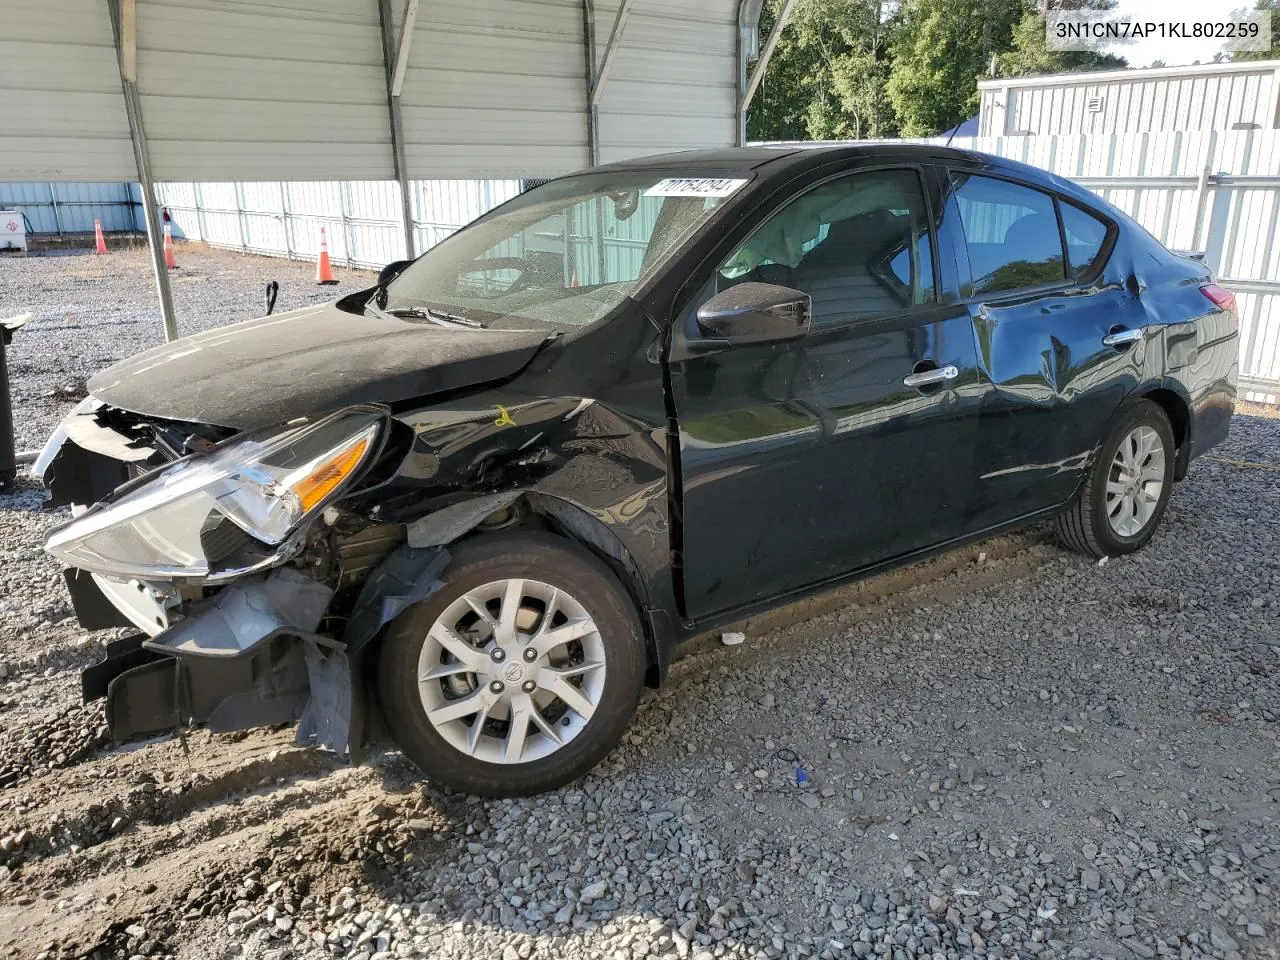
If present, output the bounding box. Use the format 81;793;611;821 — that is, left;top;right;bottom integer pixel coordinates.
670;166;984;621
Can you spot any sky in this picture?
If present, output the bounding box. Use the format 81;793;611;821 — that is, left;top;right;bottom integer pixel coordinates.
1092;0;1250;67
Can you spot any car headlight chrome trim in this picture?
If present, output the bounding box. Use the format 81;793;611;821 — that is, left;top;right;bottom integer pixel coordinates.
44;408;385;580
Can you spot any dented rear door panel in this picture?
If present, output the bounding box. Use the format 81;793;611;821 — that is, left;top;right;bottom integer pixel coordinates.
965;280;1144;526
934;164;1149;530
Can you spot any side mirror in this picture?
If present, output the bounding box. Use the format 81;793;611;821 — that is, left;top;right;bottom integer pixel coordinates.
379;259;411;286
695;281;811;346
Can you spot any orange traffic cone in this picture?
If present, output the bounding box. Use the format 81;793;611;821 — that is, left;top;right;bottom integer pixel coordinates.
315;226;338;285
94;219;108;255
163;222;178;269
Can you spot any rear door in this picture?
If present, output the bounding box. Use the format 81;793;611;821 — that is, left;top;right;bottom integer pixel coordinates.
939;169;1145;529
669;165;984;620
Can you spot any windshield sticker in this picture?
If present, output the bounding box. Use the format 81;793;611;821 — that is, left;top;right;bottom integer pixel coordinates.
644;178;748;198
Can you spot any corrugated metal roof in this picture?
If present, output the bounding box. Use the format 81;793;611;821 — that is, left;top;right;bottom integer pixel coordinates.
134;0;394;180
594;0;738;163
0;0;748;182
399;0;586;177
1;0;134;180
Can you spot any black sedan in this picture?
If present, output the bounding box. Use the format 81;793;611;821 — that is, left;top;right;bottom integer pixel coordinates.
36;144;1238;797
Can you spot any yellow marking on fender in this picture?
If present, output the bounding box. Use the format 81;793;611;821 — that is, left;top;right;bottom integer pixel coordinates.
494;405;516;428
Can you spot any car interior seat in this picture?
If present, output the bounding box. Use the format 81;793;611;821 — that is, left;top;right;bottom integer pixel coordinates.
790;210;913;322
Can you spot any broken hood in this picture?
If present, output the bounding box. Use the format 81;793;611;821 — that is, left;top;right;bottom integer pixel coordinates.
87;302;553;431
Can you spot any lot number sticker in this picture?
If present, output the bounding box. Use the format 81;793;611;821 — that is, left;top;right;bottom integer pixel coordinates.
644;178;748;198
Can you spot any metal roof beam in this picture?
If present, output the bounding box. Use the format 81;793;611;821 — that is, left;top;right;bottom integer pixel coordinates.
590;0;634;108
735;0;763;144
120;0;137;82
581;0;599;165
380;0;416;259
108;0;178;342
738;0;766;31
739;0;797;115
391;0;420;99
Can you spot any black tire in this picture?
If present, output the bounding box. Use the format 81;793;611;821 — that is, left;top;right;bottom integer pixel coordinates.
1055;399;1176;558
377;530;646;797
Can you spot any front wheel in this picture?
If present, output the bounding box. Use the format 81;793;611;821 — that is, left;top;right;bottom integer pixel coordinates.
377;530;646;797
1055;399;1176;557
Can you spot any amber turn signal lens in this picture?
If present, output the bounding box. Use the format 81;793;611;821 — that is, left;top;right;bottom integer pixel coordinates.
290;436;371;512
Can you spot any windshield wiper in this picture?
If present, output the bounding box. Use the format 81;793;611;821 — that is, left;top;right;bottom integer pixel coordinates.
363;295;485;329
363;295;400;325
389;306;485;328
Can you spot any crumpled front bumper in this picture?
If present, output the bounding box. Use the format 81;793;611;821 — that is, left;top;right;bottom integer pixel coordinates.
43;405;455;759
77;546;450;759
79;567;352;748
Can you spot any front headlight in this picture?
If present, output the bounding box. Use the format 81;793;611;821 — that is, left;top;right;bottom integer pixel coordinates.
44;410;383;579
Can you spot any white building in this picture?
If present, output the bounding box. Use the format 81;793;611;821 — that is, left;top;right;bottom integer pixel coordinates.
978;59;1280;137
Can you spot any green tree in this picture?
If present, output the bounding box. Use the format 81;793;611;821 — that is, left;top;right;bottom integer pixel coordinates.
749;0;1134;143
886;0;1026;137
747;0;902;142
1229;0;1280;60
996;6;1127;78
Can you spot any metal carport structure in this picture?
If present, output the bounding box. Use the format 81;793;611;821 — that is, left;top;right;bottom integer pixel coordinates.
1;0;792;337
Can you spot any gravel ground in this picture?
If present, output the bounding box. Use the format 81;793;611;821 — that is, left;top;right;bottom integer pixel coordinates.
0;247;1277;960
0;245;372;453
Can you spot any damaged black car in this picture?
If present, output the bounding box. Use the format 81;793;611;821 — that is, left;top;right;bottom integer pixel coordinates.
36;144;1237;797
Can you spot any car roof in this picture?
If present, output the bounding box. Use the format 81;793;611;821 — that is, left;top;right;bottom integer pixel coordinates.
592;145;805;171
594;142;991;172
592;142;1096;208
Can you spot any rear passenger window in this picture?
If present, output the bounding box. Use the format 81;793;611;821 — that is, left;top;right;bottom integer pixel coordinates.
951;174;1065;295
1060;202;1109;277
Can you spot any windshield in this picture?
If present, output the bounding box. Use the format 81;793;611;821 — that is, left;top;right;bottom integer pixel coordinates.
381;172;750;329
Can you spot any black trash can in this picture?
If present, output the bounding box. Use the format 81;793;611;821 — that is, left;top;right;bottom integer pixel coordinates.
0;313;33;490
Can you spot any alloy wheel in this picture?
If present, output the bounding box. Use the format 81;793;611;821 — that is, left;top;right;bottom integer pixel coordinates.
1105;425;1166;538
416;578;606;764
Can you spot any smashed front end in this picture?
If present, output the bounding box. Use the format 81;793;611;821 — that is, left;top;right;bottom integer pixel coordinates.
36;400;439;758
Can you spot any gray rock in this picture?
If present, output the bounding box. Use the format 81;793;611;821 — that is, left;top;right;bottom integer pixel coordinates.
1208;925;1238;952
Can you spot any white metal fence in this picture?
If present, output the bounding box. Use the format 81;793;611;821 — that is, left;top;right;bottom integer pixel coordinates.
0;181;142;234
152;179;522;272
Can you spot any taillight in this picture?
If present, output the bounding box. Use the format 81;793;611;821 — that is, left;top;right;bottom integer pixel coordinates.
1201;283;1238;331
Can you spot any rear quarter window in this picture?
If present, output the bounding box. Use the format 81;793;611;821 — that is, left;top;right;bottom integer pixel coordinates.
1060;202;1110;277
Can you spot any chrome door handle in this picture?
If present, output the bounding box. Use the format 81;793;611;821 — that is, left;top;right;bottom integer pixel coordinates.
903;364;959;389
1102;327;1144;347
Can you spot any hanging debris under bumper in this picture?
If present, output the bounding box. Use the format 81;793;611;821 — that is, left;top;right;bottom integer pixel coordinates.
80;548;450;760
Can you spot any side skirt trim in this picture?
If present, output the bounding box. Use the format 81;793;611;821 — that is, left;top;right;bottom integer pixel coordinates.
683;503;1064;634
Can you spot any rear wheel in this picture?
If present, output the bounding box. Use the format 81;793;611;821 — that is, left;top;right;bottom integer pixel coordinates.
377;531;646;797
1055;399;1175;557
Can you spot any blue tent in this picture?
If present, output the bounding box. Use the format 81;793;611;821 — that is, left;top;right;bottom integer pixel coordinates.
939;115;980;140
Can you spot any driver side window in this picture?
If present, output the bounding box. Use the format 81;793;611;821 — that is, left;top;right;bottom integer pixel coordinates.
717;169;936;328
